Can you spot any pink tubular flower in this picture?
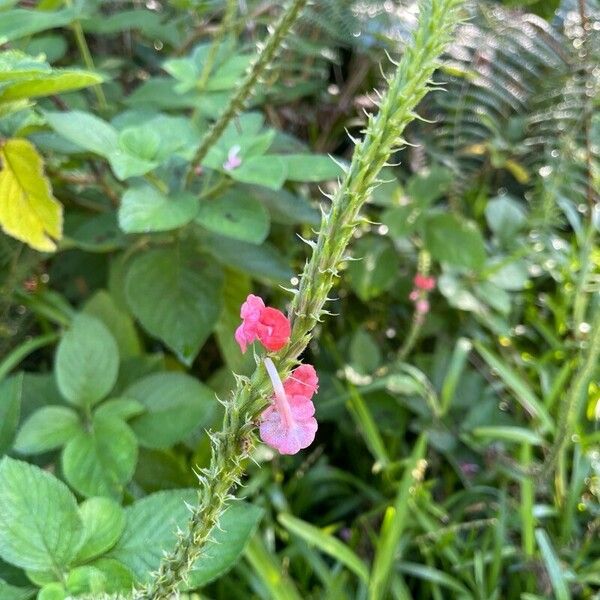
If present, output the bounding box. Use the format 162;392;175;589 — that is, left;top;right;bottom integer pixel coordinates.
259;359;318;455
413;274;436;291
223;145;242;171
234;294;291;353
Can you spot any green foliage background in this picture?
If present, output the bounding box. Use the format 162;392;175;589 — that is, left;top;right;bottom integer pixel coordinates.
0;0;598;598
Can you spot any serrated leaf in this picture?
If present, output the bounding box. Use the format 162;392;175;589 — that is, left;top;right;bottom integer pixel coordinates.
0;374;22;455
55;314;119;407
62;414;138;499
186;503;263;588
0;457;83;571
44;111;118;157
195;191;269;244
14;406;80;454
0;138;62;251
125;246;223;365
125;372;216;449
118;186;199;234
107;489;196;583
74;498;125;564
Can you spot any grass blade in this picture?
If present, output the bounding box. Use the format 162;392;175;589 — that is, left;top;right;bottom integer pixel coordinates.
368;434;428;599
535;528;571;600
278;513;369;583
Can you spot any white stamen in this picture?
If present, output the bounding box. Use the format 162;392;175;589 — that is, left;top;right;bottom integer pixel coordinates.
263;358;294;428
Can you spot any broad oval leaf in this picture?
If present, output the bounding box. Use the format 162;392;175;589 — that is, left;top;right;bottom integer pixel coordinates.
195;191;270;244
75;498;126;563
424;212;487;271
14;405;80;454
106;489;196;583
125;246;223;365
126;372;216;449
187;503;263;588
118;185;199;234
55;314;119;407
0;457;83;571
62;414;138;499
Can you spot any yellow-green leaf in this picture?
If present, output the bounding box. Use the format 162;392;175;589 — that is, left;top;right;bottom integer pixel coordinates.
0;138;62;251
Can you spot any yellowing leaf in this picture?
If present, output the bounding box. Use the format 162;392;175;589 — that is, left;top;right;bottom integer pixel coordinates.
0;138;62;251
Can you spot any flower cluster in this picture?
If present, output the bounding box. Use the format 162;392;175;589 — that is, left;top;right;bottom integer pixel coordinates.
235;294;291;353
409;273;436;318
235;294;318;455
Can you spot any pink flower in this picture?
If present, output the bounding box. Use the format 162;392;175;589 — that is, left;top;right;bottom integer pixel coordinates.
259;359;318;455
415;299;430;314
413;274;436;291
223;145;242;171
234;294;291;353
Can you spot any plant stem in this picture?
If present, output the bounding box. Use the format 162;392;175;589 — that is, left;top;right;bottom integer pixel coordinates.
140;1;464;596
185;0;308;186
0;332;59;382
197;0;238;90
65;1;107;111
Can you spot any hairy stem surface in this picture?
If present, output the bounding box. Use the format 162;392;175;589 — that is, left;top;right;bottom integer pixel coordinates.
141;1;464;597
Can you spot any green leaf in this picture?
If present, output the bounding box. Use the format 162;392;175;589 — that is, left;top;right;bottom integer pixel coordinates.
74;498;126;563
229;156;287;190
277;154;343;182
0;579;34;600
347;236;399;302
0;138;63;252
55;314;119;407
125;246;223;365
0;457;83;571
65;566;106;595
0;71;102;103
95;398;145;421
107;150;158;181
207;235;293;285
83;291;141;359
474;342;554;433
44;111;118;157
369;435;428;598
0;9;74;43
62;414;138;499
187;502;263;588
406;166;452;205
37;583;66;600
117;127;160;162
349;329;382;375
118;186;199;234
424;212;487;271
14;406;80;454
196;191;270;244
278;513;369;583
472;426;544;446
535;529;571;600
107;489;196;583
126;372;216;449
485;195;527;242
0;374;22;455
87;558;134;594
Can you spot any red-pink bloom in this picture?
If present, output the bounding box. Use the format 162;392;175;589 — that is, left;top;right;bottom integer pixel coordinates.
260;359;318;455
413;274;436;291
235;294;291;353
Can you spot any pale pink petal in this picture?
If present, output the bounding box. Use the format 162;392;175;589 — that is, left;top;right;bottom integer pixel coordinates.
240;294;264;320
